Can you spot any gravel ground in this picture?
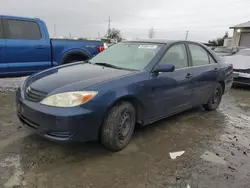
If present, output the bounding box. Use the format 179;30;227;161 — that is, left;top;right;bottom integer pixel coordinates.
0;77;27;92
0;79;250;188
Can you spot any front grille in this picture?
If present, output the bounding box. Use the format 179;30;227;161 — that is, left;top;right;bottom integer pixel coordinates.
25;87;47;102
234;77;250;83
234;69;250;74
19;115;39;130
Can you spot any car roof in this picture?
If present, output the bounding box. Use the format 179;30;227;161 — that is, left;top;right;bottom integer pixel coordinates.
0;15;40;21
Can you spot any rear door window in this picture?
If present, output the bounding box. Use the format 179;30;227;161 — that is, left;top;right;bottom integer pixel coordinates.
3;19;41;40
189;44;210;66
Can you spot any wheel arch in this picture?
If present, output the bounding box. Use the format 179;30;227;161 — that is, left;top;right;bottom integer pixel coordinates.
105;95;145;125
97;95;145;142
61;50;91;64
218;80;225;94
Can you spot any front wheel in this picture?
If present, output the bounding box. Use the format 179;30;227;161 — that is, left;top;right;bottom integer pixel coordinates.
202;83;223;111
100;102;136;151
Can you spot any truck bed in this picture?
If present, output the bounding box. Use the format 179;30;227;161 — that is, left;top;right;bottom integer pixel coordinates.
51;39;104;66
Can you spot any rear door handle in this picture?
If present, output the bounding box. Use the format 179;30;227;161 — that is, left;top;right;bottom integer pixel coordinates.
0;45;4;49
214;68;218;72
36;45;45;49
185;73;193;79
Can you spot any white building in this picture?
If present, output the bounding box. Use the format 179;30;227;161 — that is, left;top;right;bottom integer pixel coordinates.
230;21;250;47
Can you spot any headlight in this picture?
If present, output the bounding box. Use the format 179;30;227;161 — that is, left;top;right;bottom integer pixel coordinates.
40;91;98;107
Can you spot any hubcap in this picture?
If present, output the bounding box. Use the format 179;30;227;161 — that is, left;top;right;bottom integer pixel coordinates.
212;87;221;104
118;111;131;141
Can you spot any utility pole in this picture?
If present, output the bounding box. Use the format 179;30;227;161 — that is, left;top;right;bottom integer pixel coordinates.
108;16;111;35
185;30;189;40
148;27;155;39
53;24;56;37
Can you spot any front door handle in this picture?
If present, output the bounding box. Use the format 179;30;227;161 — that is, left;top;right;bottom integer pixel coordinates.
36;45;45;49
185;73;193;79
214;68;218;72
0;45;4;49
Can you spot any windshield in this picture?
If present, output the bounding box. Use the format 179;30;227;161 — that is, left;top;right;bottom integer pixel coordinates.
89;42;163;70
236;49;250;56
214;47;233;53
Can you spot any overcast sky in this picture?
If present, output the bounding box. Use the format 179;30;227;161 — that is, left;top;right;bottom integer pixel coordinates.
2;0;250;42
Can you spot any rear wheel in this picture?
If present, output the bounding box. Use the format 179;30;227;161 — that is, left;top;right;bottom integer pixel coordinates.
202;83;223;111
100;102;136;151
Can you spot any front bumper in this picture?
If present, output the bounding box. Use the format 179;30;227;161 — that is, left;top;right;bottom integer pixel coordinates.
233;72;250;86
16;88;103;142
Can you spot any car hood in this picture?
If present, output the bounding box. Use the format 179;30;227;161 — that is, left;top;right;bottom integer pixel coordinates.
224;55;250;70
26;62;133;94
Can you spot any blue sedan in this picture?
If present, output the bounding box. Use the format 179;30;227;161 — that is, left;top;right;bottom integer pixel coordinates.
16;40;233;151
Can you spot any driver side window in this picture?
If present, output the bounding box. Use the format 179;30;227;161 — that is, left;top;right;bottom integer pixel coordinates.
159;44;188;69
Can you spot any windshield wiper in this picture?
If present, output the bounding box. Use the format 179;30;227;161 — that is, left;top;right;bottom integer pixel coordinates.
89;62;138;71
94;62;123;69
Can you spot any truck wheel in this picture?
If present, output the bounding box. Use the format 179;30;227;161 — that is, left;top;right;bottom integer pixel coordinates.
202;83;223;111
100;102;136;151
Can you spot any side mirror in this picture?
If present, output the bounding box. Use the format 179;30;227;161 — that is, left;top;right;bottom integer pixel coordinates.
153;64;175;73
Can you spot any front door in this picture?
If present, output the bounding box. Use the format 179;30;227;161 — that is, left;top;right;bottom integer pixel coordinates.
2;18;51;74
187;43;219;106
149;43;194;120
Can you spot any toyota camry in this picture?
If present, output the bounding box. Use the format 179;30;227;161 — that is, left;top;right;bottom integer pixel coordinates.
16;40;233;151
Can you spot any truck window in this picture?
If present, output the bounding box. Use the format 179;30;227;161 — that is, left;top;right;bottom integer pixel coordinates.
0;19;3;38
3;19;41;40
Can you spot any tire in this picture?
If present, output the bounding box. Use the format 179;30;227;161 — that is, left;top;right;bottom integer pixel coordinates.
100;102;136;151
202;83;223;111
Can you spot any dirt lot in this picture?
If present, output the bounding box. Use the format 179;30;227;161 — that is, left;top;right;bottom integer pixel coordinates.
0;83;250;188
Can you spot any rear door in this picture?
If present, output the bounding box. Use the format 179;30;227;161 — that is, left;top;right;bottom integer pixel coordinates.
0;18;6;73
187;43;220;106
149;43;194;120
2;18;51;74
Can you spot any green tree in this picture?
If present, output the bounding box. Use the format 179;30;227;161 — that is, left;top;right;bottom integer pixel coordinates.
208;32;229;46
106;28;122;42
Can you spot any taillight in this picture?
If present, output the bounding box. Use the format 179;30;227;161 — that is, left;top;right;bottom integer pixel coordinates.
97;46;105;52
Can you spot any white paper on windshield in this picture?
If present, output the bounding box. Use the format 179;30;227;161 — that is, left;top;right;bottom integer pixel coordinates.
138;45;158;49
